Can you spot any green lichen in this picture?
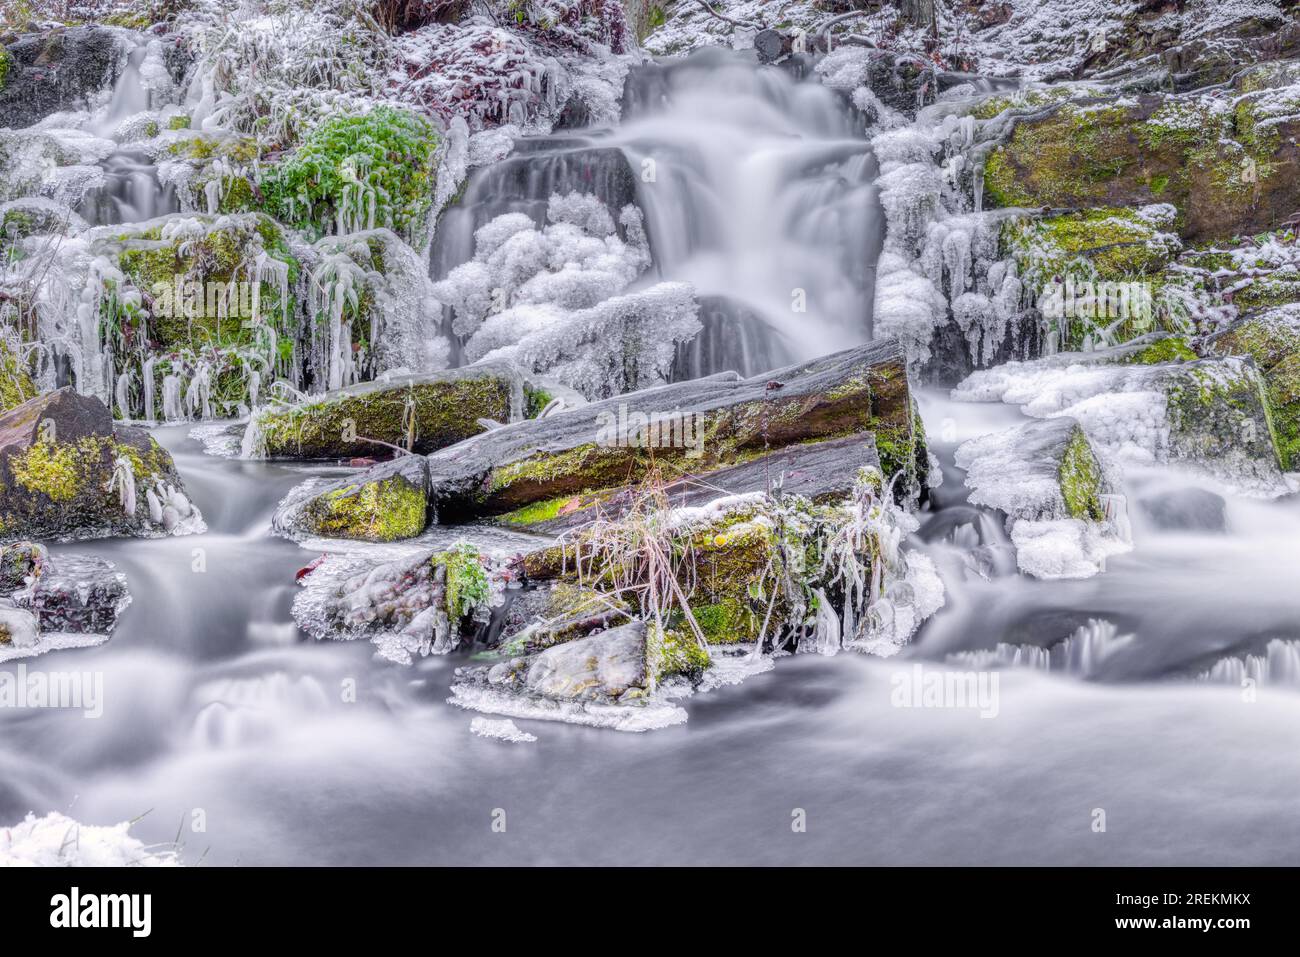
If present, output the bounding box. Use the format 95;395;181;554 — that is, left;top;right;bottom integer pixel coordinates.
1059;427;1104;521
1122;336;1197;364
303;471;427;542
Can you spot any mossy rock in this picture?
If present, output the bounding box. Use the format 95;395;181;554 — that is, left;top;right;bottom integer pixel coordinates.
295;456;429;543
1208;307;1300;468
249;364;522;460
984;95;1300;243
0;388;198;542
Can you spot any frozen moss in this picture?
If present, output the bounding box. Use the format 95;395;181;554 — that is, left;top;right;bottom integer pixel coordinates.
260;106;440;244
1122;336;1197;365
1058;427;1104;521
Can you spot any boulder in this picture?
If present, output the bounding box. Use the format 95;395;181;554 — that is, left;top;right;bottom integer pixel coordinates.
274;454;430;543
955;417;1109;523
954;349;1288;494
982;94;1300;243
291;543;490;664
0;387;203;541
0;27;130;130
1208;305;1300;469
503;432;883;533
245;362;525;460
423;339;921;522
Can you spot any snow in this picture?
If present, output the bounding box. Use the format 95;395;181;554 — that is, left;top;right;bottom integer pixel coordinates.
0;812;180;866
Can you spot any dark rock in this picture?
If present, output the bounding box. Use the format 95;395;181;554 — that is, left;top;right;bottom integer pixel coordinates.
14;553;130;634
0;26;131;130
0;387;202;542
1136;487;1228;532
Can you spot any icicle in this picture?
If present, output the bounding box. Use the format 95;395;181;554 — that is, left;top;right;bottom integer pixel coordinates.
142;357;157;423
114;370;133;420
162;373;184;422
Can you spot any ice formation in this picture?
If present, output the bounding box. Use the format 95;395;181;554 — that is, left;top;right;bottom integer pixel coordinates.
436;192;701;398
0;811;180;867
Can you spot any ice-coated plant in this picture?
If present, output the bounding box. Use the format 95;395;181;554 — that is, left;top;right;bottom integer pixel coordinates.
261;106;440;244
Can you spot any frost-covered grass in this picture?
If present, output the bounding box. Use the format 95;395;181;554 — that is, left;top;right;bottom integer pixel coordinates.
0;811;181;866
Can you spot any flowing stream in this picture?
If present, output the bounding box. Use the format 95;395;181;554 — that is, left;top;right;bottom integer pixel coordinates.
4;48;1300;865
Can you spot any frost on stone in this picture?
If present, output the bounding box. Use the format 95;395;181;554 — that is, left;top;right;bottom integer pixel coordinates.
954;348;1289;496
0;812;181;867
954;416;1131;579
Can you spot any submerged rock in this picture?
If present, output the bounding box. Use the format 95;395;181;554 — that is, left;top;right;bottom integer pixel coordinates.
1136;487;1228;533
0;387;203;541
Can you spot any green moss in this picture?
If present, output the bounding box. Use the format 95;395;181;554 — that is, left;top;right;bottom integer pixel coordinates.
259;373;511;459
650;625;711;682
9;439;82;502
1123;336;1197;364
1264;353;1300;470
0;48;12;93
260;106;440;243
439;542;489;622
498;494;583;526
984;103;1138;210
167;114;191;131
1058;428;1104;521
303;471;427;542
524;384;554;419
0;339;36;411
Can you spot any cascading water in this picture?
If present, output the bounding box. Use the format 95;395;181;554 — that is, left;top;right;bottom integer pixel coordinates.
431;48;884;377
80;38;181;226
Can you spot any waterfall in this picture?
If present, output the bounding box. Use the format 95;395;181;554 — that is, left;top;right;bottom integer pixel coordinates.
430;49;885;376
